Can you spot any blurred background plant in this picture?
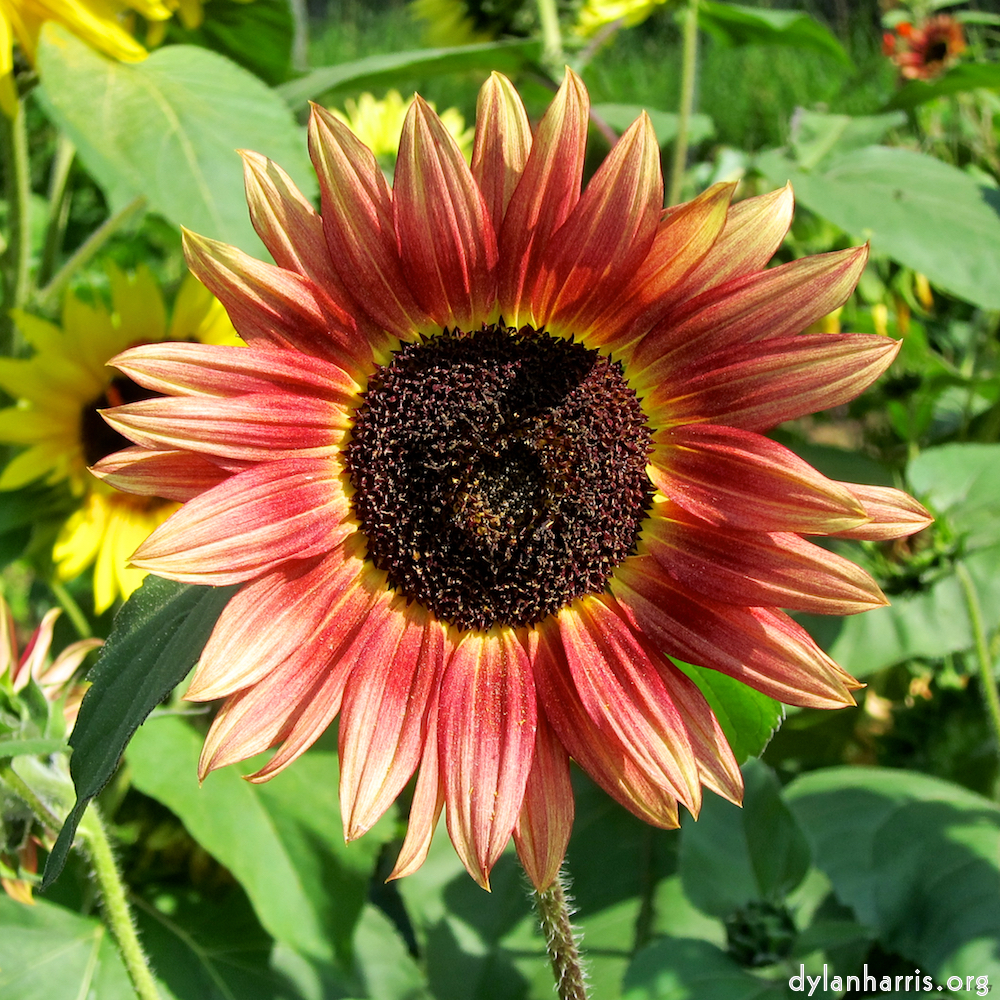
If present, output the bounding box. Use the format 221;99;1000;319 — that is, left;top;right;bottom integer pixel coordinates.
0;0;999;997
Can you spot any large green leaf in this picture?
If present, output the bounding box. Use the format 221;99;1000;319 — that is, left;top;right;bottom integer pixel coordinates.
786;767;1000;980
756;146;1000;309
696;1;851;67
132;885;293;1000
0;894;134;1000
36;25;314;254
622;937;786;1000
679;760;810;919
592;103;714;147
127;715;385;968
41;577;236;890
885;62;1000;111
164;0;296;86
278;39;543;110
674;661;783;764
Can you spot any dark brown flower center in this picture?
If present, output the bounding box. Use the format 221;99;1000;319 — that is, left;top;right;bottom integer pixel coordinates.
81;375;160;467
346;326;653;631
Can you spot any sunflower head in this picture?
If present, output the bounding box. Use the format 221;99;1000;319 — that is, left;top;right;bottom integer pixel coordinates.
93;70;931;889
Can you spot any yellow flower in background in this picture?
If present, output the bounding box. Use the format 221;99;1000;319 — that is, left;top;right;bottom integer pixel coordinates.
573;0;670;37
0;0;170;114
410;0;493;46
331;89;474;168
0;265;240;612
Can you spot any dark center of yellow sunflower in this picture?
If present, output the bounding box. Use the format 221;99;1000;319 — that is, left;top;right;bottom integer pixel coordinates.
81;376;160;467
346;325;653;631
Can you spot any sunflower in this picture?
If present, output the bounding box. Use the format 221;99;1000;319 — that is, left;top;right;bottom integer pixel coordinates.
0;265;239;613
882;14;966;81
0;0;171;114
330;90;474;174
94;71;931;890
573;0;671;38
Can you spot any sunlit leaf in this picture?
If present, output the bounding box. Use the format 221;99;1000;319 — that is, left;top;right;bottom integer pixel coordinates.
37;25;314;254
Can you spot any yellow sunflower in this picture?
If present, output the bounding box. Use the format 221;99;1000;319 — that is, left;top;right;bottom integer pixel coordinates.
0;0;171;114
331;90;474;172
573;0;672;37
0;264;239;612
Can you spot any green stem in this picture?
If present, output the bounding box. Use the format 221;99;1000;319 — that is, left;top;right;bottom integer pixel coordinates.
38;135;75;289
0;761;64;829
0;100;32;353
668;0;700;207
536;0;564;71
534;872;589;1000
49;578;91;640
34;195;146;310
79;804;162;1000
956;562;1000;777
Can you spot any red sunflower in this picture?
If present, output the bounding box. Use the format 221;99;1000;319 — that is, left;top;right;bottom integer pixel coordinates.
93;70;931;890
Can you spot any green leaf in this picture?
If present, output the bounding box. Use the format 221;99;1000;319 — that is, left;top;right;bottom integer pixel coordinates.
785;767;1000;979
674;661;783;764
127;715;384;967
36;26;315;255
623;937;787;1000
352;904;431;1000
164;0;296;86
696;1;851;67
885;62;1000;111
41;576;236;890
679;760;810;918
756;145;1000;310
132;884;294;1000
790;110;906;171
277;39;543;110
908;443;1000;549
592;103;714;147
0;894;134;999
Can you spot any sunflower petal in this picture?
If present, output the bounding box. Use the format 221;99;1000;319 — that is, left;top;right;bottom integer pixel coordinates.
308;103;430;339
648;333;901;430
102;392;347;461
644;513;888;614
90;447;229;502
612;556;860;708
394;96;498;329
182;230;364;364
536;112;662;333
130;458;351;584
439;628;536;889
648;424;869;533
339;601;445;840
513;710;574;891
831;483;933;540
471;72;532;240
534;616;681;828
498;68;589;326
630;245;870;381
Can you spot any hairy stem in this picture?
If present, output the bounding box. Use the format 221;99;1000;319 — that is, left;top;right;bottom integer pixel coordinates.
0;101;32;352
39;135;76;288
534;872;589;1000
79;804;162;1000
956;562;1000;782
668;0;700;206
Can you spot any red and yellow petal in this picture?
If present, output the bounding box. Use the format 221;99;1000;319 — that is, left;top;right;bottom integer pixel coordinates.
394;96;498;329
832;483;933;540
498;68;589;326
91;447;229;502
130;459;351;585
648;424;869;534
612;556;860;709
438;627;537;889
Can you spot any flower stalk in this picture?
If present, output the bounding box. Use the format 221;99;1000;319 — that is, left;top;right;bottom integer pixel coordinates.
955;562;1000;781
534;873;589;1000
39;135;76;288
0;99;32;352
668;0;700;206
536;0;565;70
